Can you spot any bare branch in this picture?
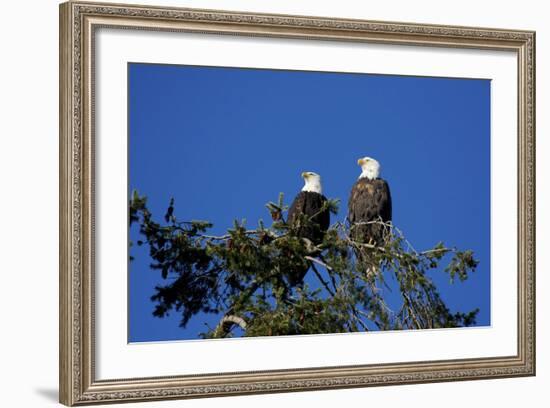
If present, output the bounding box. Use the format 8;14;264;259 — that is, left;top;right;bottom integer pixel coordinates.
214;314;248;337
309;262;335;297
305;255;333;271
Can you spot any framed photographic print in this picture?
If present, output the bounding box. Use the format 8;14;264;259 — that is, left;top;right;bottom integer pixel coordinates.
59;1;536;405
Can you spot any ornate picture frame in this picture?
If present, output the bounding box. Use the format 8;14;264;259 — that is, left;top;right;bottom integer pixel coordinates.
59;1;535;405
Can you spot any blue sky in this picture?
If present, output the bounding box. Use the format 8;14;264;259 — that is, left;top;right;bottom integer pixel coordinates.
128;62;491;342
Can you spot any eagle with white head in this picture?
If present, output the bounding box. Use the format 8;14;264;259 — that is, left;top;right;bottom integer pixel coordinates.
348;157;392;246
287;171;330;246
284;171;330;286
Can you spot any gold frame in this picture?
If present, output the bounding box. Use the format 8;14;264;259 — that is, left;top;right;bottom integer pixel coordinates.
59;1;536;405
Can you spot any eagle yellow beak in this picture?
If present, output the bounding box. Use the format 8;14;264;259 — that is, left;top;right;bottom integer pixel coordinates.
357;158;366;166
301;172;308;179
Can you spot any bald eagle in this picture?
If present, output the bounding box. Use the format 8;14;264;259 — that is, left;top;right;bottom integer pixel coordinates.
285;172;330;286
288;172;330;245
348;157;392;246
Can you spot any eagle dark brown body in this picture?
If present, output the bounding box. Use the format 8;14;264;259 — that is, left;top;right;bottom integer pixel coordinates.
287;191;330;245
348;177;392;246
285;191;330;287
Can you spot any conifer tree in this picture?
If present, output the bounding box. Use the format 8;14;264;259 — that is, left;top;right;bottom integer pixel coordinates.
130;191;479;338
